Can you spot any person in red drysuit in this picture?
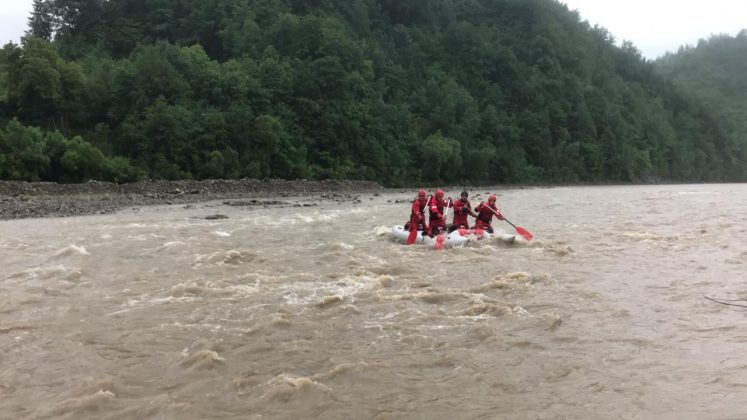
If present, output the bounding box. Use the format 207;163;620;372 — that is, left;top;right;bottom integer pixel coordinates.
449;190;478;232
473;194;503;233
428;189;452;236
404;189;430;232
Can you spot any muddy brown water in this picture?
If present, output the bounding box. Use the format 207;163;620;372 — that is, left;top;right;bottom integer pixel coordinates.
2;184;746;419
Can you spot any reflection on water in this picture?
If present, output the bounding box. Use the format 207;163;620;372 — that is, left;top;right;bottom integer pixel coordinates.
2;184;747;419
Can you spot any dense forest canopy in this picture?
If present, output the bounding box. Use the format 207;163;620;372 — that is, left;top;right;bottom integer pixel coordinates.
1;0;745;185
655;31;747;150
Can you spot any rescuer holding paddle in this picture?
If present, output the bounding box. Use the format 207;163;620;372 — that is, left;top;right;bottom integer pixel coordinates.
428;189;452;236
473;194;503;233
404;189;430;233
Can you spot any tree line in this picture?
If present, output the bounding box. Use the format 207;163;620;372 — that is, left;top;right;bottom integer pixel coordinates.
655;31;747;160
1;0;745;185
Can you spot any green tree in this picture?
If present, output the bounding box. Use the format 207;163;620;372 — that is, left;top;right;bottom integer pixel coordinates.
420;131;461;182
0;119;50;180
26;0;54;41
3;37;87;132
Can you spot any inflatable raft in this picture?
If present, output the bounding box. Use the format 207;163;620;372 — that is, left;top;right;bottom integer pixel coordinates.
390;225;515;248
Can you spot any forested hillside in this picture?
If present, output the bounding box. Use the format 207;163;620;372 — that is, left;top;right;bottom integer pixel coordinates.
656;32;747;149
1;0;745;185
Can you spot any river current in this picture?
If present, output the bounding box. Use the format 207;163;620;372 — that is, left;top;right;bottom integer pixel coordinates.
2;184;746;419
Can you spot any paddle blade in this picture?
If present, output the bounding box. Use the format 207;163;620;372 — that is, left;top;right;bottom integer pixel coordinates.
435;233;445;250
406;225;418;244
515;227;533;241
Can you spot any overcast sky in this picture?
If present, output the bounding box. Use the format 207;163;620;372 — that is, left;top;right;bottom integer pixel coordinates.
0;0;32;45
1;0;745;59
561;0;746;58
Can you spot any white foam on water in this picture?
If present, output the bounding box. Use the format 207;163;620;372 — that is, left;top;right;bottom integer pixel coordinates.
53;245;89;258
298;215;315;223
213;231;231;237
316;213;340;222
247;209;351;226
374;225;392;236
149;296;198;304
621;231;679;241
124;223;149;228
181;349;226;368
192;250;249;266
675;191;714;195
511;305;529;317
167;280;259;298
312;242;355;251
112;294;197;314
457;313;498;321
164;321;224;333
7;265;76;283
278;274;376;306
240;216;273;225
418;324;453;330
225;284;260;295
156;241;188;251
107;308;132;316
339;242;355;250
259;374;331;399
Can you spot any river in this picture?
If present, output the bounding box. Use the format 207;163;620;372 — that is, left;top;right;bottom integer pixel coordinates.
2;184;746;419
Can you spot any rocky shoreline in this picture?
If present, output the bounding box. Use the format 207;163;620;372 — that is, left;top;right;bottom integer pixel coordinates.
0;179;383;220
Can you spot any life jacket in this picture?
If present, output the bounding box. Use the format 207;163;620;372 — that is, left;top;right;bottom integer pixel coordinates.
452;199;471;226
429;197;448;222
476;202;497;224
412;196;429;218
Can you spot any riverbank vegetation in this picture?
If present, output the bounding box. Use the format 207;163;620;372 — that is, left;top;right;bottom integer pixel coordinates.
655;31;747;159
1;0;745;185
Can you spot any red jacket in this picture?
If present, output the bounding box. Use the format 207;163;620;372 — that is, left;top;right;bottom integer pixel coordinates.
474;202;503;225
429;197;452;225
411;197;429;221
452;198;472;227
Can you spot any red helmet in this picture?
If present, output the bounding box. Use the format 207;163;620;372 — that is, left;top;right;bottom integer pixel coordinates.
435;189;444;197
488;194;497;202
418;189;426;197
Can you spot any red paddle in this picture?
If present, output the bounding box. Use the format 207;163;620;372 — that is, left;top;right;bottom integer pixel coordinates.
435;197;451;250
484;204;533;241
504;218;533;241
406;221;418;244
434;233;445;249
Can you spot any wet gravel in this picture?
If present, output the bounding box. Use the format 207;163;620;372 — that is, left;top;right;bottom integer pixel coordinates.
0;179;383;220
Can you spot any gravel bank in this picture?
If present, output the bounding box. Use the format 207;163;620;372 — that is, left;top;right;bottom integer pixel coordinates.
0;179;383;220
